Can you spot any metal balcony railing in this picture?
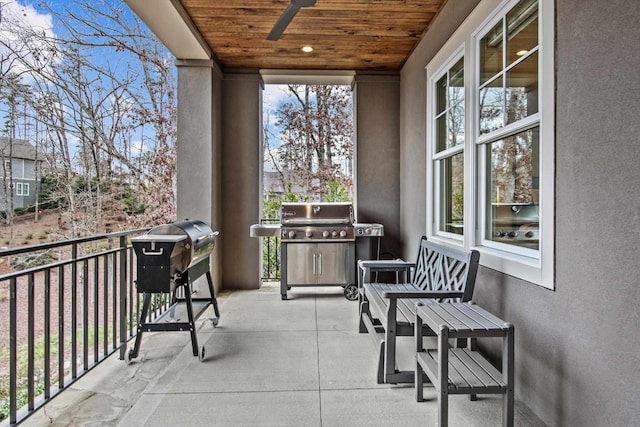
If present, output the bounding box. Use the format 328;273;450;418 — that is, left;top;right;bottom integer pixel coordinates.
0;228;161;425
260;218;280;281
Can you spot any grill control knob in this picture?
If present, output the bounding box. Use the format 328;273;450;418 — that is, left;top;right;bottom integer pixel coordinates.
305;230;313;238
288;230;296;239
322;230;330;238
339;230;347;238
508;231;518;238
495;231;506;238
332;230;338;237
525;230;534;238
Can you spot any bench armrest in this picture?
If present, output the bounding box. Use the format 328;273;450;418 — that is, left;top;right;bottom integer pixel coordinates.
358;259;415;272
359;260;415;287
382;290;465;299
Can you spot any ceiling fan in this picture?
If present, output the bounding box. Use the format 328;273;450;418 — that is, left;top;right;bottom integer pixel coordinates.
266;0;317;41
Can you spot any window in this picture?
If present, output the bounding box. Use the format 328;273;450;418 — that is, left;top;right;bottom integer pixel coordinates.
16;183;29;196
431;54;465;238
426;0;554;288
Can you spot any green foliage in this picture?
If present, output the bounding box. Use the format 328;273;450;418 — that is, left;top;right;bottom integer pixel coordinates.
262;183;308;219
11;250;55;270
322;177;350;202
73;175;99;194
0;326;113;422
38;175;65;209
123;187;145;215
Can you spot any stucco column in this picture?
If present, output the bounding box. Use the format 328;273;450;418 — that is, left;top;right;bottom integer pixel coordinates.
176;59;223;291
353;73;401;259
221;72;263;289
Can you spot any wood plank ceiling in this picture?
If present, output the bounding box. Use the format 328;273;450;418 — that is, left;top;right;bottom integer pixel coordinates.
178;0;448;71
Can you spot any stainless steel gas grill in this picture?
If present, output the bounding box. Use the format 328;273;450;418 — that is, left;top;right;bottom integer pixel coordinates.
126;220;220;363
280;202;357;300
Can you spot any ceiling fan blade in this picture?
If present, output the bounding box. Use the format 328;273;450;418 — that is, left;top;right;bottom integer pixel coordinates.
266;0;317;41
267;3;301;41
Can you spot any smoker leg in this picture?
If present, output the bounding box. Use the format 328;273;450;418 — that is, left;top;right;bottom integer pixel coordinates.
129;293;152;360
183;283;200;357
205;271;220;319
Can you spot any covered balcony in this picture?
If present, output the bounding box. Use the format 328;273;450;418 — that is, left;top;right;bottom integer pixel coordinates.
1;0;639;426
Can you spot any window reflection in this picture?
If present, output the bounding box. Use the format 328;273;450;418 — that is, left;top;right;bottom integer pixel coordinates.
449;58;464;102
436;75;447;115
435;58;465;152
507;0;538;66
506;52;538;124
440;152;464;235
486;127;539;249
480;21;503;85
479;76;504;135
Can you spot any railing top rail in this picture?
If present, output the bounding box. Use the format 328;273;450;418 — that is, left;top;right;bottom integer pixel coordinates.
0;227;151;258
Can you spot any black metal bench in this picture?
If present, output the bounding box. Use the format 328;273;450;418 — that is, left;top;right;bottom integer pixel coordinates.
358;236;480;384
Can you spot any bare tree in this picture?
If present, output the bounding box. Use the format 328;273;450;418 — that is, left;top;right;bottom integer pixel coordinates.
0;0;177;240
272;84;353;200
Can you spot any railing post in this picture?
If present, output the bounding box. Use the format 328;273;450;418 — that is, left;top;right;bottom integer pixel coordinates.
9;278;17;424
119;235;128;360
71;243;78;379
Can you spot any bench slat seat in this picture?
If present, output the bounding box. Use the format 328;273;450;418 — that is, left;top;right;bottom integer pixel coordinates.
358;236;479;384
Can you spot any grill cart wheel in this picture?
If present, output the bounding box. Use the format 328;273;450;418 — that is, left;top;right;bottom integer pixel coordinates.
199;346;206;362
125;348;134;365
281;293;288;300
211;317;219;327
344;284;358;301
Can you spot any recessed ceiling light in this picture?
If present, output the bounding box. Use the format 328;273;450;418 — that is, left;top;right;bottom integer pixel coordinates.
302;46;313;53
516;49;529;56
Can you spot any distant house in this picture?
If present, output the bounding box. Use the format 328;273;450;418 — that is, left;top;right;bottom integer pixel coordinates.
0;137;42;211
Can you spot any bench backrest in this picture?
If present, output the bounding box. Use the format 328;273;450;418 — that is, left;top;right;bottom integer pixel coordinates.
411;236;480;302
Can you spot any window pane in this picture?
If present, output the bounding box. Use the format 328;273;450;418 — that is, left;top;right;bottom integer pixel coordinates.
436;113;447;152
506;51;538;124
450;101;465;147
479;76;504;135
439;152;464;235
449;57;464;102
485;127;539;250
435;57;465;153
479;21;503;85
436;75;447;115
507;0;538;66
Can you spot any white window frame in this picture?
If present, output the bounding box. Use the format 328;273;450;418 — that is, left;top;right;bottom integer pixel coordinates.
428;46;466;242
16;182;30;196
426;0;555;289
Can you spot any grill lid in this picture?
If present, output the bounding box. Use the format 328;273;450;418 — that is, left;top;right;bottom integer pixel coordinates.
280;202;353;225
133;219;218;275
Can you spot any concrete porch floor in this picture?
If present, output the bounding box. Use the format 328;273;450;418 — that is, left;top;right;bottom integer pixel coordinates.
20;283;547;426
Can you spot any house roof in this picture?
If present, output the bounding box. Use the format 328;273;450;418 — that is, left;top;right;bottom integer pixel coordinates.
0;138;38;161
124;0;448;72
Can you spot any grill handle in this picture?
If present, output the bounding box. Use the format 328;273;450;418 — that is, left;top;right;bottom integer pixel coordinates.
196;231;220;244
142;248;164;256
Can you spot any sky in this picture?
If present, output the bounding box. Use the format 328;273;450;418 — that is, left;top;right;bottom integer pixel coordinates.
0;1;347;172
0;1;57;78
0;0;163;156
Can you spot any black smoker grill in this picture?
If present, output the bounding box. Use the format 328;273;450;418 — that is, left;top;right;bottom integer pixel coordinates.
126;220;220;363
